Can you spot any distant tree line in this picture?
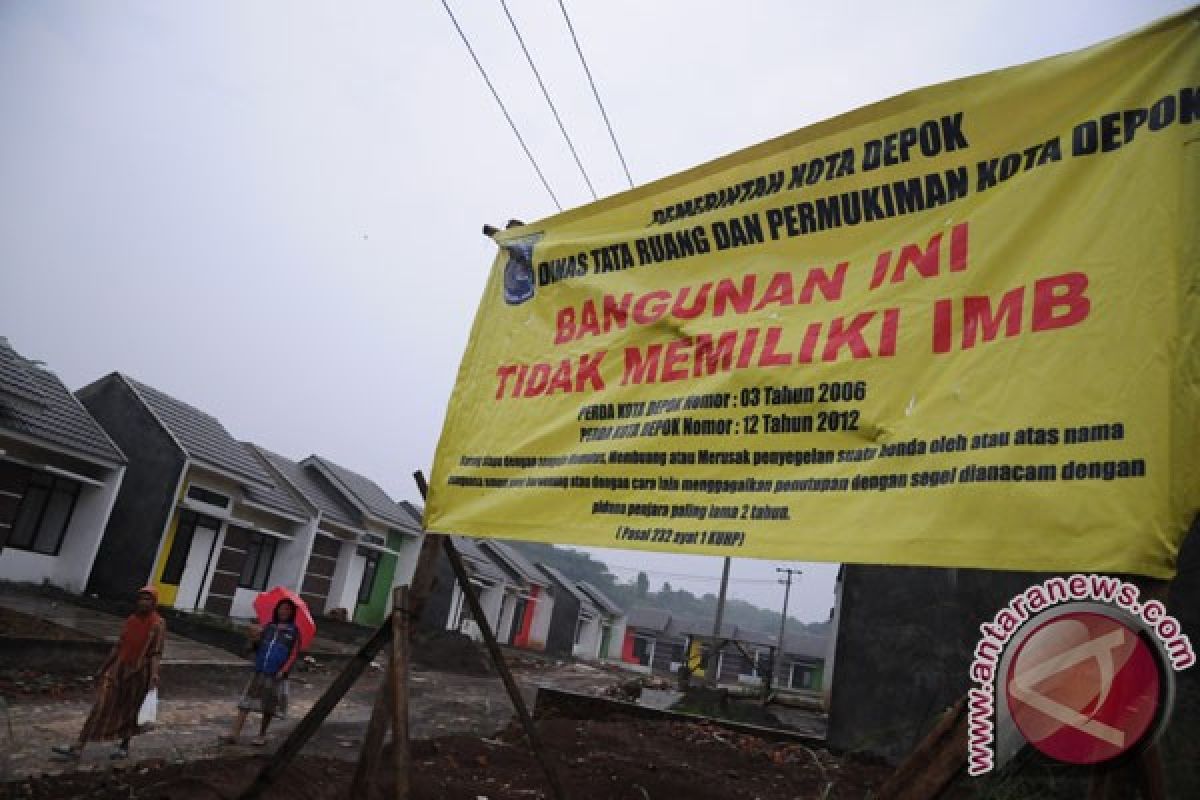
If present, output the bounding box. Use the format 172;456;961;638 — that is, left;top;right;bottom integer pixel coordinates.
512;541;830;636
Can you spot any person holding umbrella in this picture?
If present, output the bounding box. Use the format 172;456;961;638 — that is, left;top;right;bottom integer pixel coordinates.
220;587;313;746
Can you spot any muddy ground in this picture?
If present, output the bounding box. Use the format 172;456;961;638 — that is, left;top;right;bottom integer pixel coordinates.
0;608;89;641
1;602;846;798
3;715;890;800
0;655;628;777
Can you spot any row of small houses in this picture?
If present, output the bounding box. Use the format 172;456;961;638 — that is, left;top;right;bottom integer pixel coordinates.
0;337;632;660
0;337;425;626
622;608;828;691
417;535;627;659
0;337;829;685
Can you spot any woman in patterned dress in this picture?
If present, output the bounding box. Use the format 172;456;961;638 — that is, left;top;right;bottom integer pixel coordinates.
52;586;165;760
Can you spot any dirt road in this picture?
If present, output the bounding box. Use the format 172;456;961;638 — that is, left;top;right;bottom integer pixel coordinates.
2;657;620;778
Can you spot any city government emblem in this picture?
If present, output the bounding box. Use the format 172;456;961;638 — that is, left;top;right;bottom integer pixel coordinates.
501;235;540;305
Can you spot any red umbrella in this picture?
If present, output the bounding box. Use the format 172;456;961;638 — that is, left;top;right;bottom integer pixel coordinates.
253;587;317;650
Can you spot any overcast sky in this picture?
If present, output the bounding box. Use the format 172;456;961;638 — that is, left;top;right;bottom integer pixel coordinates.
1;1;1189;622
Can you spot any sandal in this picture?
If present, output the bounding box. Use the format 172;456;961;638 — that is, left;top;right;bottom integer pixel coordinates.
251;737;267;747
217;735;238;745
110;746;129;760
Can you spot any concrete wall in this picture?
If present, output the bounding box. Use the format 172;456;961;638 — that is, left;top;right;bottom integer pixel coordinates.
417;548;457;633
78;376;185;600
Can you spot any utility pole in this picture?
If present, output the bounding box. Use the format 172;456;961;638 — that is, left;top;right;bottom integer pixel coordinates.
705;556;732;688
772;567;801;694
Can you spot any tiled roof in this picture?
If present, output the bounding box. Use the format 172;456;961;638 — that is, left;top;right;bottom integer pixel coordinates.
304;455;410;528
123;376;272;486
396;501;424;529
478;539;546;586
734;627;777;648
781;632;829;659
252;445;361;530
536;564;596;613
453;536;511;584
0;339;124;465
576;581;624;618
238;449;309;519
674;617;737;640
626;607;672;632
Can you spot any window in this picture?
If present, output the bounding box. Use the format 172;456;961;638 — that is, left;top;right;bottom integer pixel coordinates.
357;547;381;605
162;510;221;584
7;473;80;556
186;485;231;510
239;532;278;590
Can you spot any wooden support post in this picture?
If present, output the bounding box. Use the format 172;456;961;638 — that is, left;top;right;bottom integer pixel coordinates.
349;474;441;800
350;665;394;799
876;697;967;800
238;620;394;800
350;587;411;800
414;470;568;800
441;537;568;800
390;586;411;799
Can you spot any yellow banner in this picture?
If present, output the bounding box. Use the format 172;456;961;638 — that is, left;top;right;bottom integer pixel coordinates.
427;9;1200;578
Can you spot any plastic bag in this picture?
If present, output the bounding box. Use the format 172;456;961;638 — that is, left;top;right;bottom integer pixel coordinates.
137;689;158;727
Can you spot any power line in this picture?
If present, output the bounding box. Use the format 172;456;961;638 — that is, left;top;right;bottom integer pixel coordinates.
555;0;634;189
438;0;562;211
500;0;597;201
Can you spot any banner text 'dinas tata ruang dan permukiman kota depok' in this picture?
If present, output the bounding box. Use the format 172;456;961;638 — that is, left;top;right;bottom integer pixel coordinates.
425;8;1200;578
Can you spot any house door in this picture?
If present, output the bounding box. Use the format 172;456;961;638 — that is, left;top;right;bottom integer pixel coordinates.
175;521;220;610
508;596;528;644
599;623;612;659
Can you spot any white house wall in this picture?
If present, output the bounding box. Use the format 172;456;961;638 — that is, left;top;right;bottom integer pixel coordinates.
449;581;506;640
390;530;422;587
605;616;628;661
327;539;367;615
0;458;124;593
496;592;518;644
573;616;602;659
